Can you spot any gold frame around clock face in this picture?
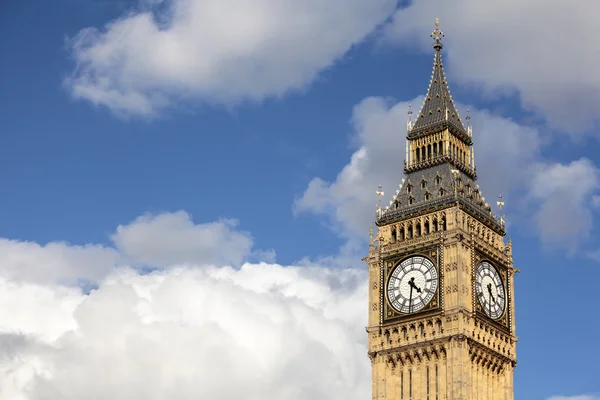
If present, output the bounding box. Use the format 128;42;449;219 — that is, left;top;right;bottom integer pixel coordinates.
386;255;439;314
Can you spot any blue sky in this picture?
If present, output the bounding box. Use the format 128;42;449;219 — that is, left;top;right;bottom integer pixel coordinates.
1;0;599;399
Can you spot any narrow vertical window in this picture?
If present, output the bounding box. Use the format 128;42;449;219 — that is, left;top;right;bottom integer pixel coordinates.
436;365;439;400
401;372;404;400
409;369;413;400
427;366;430;400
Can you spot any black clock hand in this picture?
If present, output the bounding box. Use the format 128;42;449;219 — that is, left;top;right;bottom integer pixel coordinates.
487;283;495;303
487;283;495;315
409;277;422;293
409;284;413;313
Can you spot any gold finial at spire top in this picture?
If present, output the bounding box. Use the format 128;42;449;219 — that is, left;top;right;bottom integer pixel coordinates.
497;193;505;214
497;193;506;228
376;185;385;203
431;18;445;49
375;185;385;216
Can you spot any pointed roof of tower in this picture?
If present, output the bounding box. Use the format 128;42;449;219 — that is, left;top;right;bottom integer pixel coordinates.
375;20;504;235
409;19;467;139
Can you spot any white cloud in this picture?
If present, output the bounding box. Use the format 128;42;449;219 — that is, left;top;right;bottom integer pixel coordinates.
112;211;255;267
0;211;271;286
295;96;600;254
294;97;410;238
384;0;600;134
0;239;118;285
547;396;600;400
527;159;600;250
0;280;82;343
66;0;396;115
0;262;369;400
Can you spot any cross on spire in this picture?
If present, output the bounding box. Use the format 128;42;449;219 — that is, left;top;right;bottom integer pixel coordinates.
497;194;504;214
431;18;444;50
376;185;385;204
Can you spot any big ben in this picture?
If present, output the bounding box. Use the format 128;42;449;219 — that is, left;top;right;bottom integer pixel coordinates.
364;20;518;400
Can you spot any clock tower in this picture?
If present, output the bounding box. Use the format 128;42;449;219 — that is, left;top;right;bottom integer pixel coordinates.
364;20;518;400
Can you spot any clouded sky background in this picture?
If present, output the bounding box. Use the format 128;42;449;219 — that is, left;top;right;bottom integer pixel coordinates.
1;0;599;399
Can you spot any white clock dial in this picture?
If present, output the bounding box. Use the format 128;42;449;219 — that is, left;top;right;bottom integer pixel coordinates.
387;256;438;314
475;261;506;320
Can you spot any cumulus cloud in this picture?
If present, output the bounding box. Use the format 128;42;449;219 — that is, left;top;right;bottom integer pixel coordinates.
384;0;600;134
0;262;369;400
295;97;409;238
527;159;600;250
0;211;272;286
0;239;118;285
112;211;255;267
66;0;396;115
295;95;600;254
547;396;600;400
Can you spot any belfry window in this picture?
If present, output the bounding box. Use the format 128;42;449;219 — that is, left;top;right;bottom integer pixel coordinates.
416;223;421;236
399;227;405;241
424;220;430;234
391;227;397;242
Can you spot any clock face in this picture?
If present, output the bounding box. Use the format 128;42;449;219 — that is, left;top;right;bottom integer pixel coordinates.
387;256;438;314
475;261;506;320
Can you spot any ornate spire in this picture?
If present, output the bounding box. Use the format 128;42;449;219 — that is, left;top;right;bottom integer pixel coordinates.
409;19;467;138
